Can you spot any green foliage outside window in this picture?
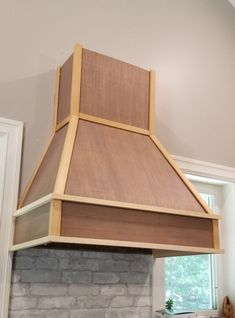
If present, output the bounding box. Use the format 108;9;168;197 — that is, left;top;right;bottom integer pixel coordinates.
165;255;214;311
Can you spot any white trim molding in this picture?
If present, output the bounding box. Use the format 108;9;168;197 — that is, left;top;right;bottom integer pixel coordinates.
0;118;23;318
173;155;235;183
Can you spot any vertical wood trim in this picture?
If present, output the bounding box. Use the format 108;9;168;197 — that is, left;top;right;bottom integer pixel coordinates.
70;44;83;116
18;133;55;208
150;135;213;214
212;219;220;249
52;67;61;132
149;70;156;135
49;199;62;236
54;116;79;194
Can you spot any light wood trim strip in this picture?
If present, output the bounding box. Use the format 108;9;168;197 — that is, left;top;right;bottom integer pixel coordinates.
55;115;70;132
18;134;55;208
150;135;213;214
10;236;51;251
79;113;150;135
212;219;220;249
14;194;53;217
149;70;156;135
53;194;220;220
54;116;79;194
49;200;62;236
153;251;199;258
70;44;83;116
50;235;223;254
153;250;220;258
52;67;61;132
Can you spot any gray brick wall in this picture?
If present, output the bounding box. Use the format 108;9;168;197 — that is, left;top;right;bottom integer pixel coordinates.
9;247;153;318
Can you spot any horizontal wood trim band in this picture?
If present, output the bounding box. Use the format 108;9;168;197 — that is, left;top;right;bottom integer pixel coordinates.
78;113;150;135
13;194;53;217
53;194;220;220
50;235;223;255
55;115;70;132
10;233;223;255
10;236;51;251
153;249;223;258
150;135;213;214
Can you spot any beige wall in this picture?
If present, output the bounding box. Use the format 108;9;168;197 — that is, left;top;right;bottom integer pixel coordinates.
0;0;235;193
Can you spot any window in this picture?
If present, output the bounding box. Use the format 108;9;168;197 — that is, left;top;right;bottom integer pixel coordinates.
165;253;217;311
165;192;218;312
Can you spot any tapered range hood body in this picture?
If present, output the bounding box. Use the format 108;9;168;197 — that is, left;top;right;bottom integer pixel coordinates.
12;45;222;257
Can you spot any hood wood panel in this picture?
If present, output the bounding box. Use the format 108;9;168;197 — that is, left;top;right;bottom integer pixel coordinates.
57;55;73;125
22;124;68;206
80;49;150;129
61;202;213;248
65;120;205;212
12;44;222;257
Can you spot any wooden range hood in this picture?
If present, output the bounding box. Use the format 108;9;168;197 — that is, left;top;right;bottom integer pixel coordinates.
12;44;222;257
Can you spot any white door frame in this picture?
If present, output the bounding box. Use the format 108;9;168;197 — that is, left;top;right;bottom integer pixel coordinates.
0;117;23;318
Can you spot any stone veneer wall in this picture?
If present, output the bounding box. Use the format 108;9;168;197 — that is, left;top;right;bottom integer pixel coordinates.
9;246;153;318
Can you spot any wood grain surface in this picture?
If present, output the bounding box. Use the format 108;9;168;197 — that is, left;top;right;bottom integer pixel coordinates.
80;49;149;129
57;54;73;124
65;120;205;212
14;204;50;245
23;125;68;206
61;202;213;248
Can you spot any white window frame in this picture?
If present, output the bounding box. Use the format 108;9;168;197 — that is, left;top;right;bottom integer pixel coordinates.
152;155;235;317
0;118;23;318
